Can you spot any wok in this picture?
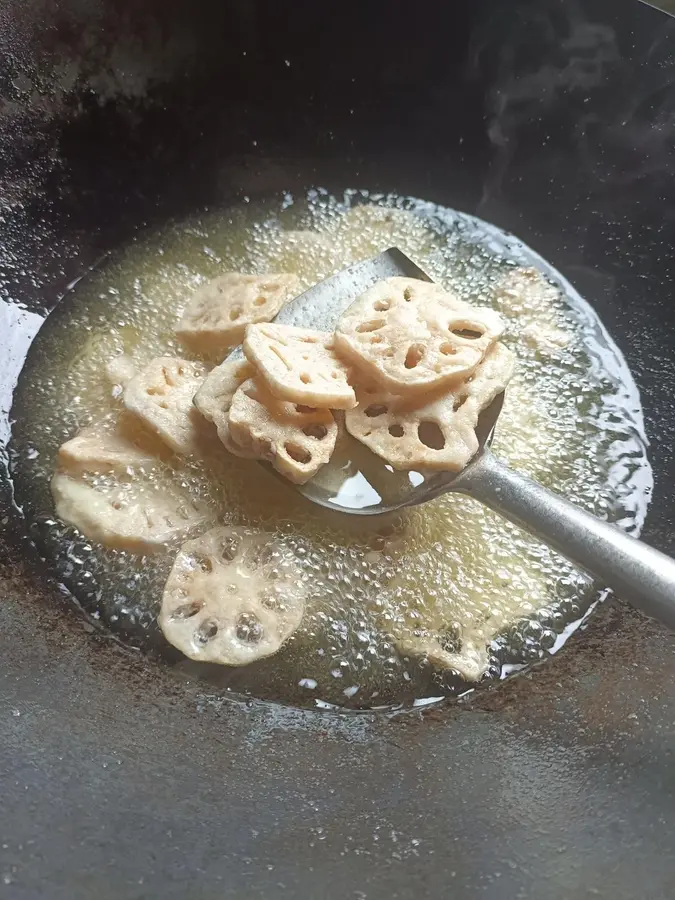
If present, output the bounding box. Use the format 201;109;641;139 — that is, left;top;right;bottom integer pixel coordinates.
2;1;675;897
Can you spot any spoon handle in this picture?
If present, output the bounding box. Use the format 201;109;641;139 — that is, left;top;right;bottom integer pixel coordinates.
457;450;675;628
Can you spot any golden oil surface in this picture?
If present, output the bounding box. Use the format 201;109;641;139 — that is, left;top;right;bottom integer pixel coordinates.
10;192;651;708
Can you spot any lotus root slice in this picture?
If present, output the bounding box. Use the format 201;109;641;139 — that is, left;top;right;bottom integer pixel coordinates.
159;526;306;665
193;357;258;458
334;276;504;395
345;343;515;471
228;377;338;484
175;272;300;355
123;356;210;455
243;323;356;410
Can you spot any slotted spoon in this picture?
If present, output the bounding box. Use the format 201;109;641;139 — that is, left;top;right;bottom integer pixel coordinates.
228;249;675;629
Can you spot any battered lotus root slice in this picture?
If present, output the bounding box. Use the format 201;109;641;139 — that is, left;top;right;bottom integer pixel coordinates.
159;526;306;665
51;472;211;553
345;343;515;471
494;267;571;354
105;354;138;401
228;378;338;484
397;631;490;683
57;419;164;476
243;323;356;410
123;357;210;455
175;272;300;355
193;357;257;458
335;276;504;394
494;266;560;319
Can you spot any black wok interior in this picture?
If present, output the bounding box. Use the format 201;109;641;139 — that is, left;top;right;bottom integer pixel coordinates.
2;0;675;896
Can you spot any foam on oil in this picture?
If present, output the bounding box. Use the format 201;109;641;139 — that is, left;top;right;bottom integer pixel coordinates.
10;191;652;708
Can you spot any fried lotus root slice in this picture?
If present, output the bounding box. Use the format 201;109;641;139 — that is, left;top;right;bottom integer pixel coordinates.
228;378;338;484
494;266;561;318
159;526;306;665
175;272;300;355
105;354;137;389
334;276;504;394
57;419;165;476
243;323;356;410
123;357;210;455
193;357;257;458
494;268;571;354
397;631;490;683
51;472;210;553
345;343;515;471
521;322;570;354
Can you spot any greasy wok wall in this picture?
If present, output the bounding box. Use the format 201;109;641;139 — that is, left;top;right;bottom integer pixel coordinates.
2;2;675;898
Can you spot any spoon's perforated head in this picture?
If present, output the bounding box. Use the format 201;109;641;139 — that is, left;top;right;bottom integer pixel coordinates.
303;390;504;515
225;249;504;515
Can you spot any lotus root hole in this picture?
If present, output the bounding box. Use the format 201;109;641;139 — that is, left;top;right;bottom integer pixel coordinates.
453;393;468;412
260;591;278;610
365;403;388;418
172;600;202;620
370;335;383;344
295;404;317;414
388;424;405;438
374;299;391;311
404;344;425;369
258;544;280;567
236;612;264;643
451;325;484;339
270;345;293;370
440;342;457;356
221;536;240;561
229;306;242;321
254;296;267;306
418;421;446;450
191;553;213;573
403;287;413;301
285;442;312;464
196;620;218;644
440;626;462;654
356;319;385;334
300;373;312;384
303;424;328;440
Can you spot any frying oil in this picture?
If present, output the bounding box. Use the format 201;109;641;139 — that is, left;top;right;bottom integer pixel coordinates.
10;191;651;709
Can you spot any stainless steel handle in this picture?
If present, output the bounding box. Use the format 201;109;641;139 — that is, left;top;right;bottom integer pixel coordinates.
455;449;675;628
